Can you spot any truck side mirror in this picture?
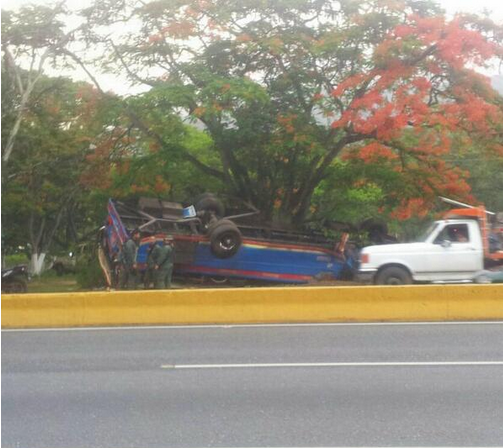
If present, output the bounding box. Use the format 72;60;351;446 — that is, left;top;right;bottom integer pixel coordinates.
441;239;452;248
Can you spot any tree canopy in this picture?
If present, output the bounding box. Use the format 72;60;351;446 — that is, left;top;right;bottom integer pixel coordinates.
1;68;117;272
2;0;503;273
78;0;503;225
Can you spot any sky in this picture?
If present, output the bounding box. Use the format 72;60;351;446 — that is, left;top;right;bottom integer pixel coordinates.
3;0;503;19
2;0;502;94
439;0;503;20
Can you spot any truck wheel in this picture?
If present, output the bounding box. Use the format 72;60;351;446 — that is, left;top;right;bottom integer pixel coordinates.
375;267;412;285
209;221;242;258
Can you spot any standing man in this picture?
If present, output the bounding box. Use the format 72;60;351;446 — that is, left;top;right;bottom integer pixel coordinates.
144;240;158;289
119;229;141;290
151;235;174;289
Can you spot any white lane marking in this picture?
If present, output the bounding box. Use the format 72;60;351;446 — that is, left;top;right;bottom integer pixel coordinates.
3;321;503;332
161;361;503;370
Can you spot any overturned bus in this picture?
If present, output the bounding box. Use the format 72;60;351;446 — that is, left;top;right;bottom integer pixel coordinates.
98;195;357;287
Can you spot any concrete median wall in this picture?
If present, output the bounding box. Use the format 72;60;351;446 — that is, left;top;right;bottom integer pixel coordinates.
2;284;503;329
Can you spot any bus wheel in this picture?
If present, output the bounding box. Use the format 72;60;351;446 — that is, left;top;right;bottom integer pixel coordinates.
209;221;242;259
210;276;229;284
195;194;225;224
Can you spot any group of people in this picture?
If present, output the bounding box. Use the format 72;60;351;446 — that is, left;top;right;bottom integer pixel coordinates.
118;230;174;290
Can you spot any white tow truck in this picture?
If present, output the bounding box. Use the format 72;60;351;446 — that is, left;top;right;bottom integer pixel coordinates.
357;198;503;285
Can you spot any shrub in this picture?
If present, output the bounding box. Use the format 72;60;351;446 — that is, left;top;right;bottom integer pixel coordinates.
76;252;106;289
3;253;30;268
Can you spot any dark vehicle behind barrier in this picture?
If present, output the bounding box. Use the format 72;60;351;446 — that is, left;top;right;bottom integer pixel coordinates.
1;265;29;293
98;195;356;287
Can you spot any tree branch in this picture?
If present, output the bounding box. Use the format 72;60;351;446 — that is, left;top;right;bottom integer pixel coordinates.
110;40;158;88
60;49;105;94
127;109;226;181
3;47;24;95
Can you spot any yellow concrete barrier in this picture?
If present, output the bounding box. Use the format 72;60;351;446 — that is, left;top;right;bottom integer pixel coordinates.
2;284;503;329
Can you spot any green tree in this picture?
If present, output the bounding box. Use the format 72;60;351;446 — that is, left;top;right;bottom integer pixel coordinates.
78;90;223;203
1;73;116;274
452;146;503;212
80;0;503;227
1;3;83;164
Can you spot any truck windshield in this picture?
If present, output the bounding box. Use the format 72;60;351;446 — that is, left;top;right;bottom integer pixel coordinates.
419;222;439;242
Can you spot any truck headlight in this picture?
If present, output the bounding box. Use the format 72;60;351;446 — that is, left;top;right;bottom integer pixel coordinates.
360;253;369;264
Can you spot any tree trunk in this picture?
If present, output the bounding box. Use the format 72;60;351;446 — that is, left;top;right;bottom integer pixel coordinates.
30;252;46;276
3;110;24;163
2;68;45;163
3;44;56;164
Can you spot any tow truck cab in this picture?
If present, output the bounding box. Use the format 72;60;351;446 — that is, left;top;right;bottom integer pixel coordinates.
358;205;503;285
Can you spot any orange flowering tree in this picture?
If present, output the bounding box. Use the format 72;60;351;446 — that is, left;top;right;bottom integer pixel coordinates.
82;0;503;226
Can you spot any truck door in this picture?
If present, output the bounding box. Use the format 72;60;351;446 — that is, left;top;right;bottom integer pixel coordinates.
425;222;483;280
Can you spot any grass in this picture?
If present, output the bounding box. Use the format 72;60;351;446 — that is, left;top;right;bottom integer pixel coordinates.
24;271;360;293
28;273;81;293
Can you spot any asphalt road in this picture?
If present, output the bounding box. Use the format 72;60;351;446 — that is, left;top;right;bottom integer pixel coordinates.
2;321;503;447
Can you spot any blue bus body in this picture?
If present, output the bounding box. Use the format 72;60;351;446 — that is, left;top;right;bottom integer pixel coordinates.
100;199;354;285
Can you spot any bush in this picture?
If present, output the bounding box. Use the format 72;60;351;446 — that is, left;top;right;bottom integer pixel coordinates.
3;253;30;268
76;252;106;289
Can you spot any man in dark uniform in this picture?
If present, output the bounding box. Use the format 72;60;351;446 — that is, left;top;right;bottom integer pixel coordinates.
151;235;174;289
119;229;141;290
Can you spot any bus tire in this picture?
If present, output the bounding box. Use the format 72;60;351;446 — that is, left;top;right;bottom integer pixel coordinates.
209;221;242;259
195;194;225;219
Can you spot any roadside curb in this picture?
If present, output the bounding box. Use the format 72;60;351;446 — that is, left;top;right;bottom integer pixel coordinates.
2;284;503;329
